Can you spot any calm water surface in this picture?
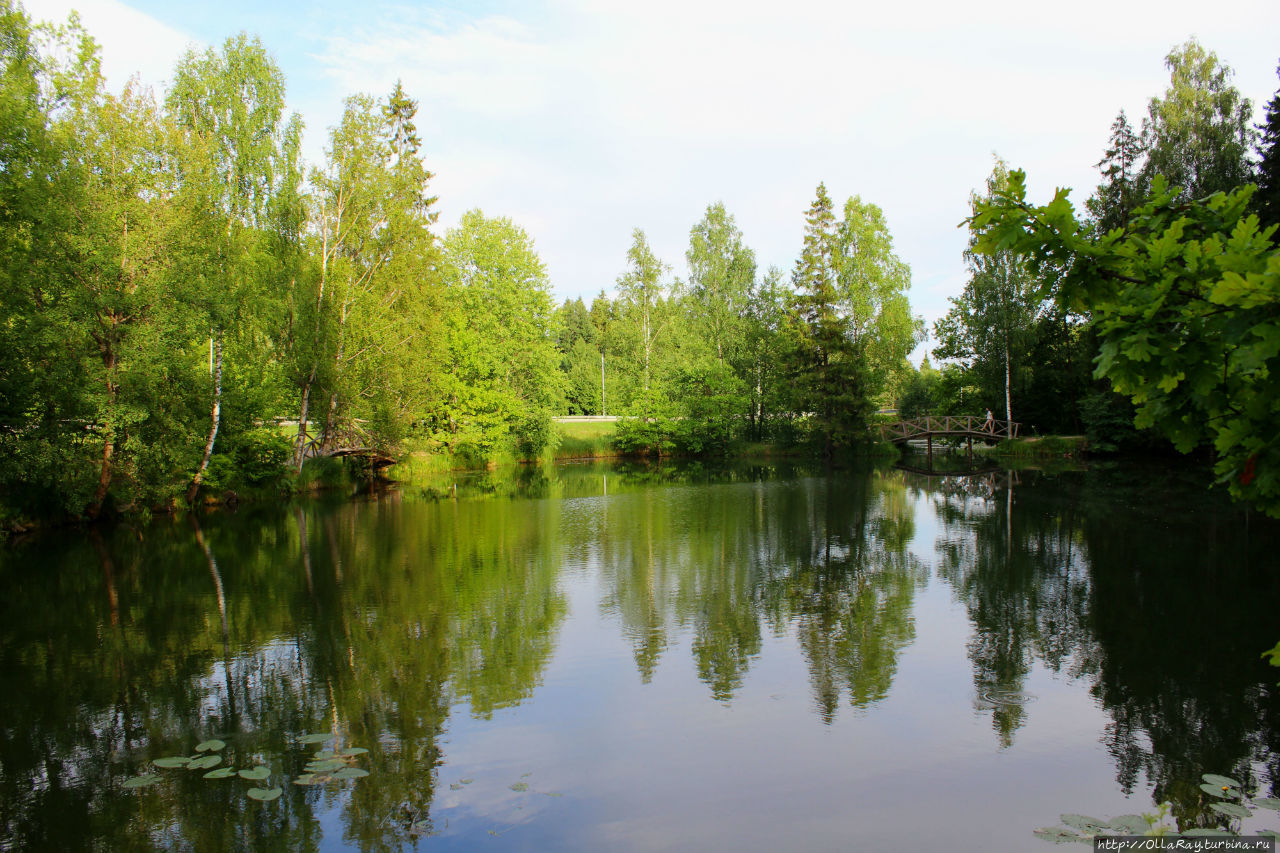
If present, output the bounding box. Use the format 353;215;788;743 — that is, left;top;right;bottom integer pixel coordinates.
2;460;1278;851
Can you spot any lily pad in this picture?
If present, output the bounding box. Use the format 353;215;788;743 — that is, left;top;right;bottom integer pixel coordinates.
246;786;283;802
1108;815;1148;834
1200;783;1240;798
1253;797;1280;810
195;739;225;753
449;783;463;791
332;767;369;780
238;766;271;781
297;733;332;745
1060;815;1109;834
187;755;221;771
1202;774;1242;789
459;778;473;785
203;767;237;779
152;756;191;769
293;774;328;786
305;759;345;773
312;750;337;760
1210;802;1252;819
1033;827;1082;844
340;747;369;756
509;782;529;792
1180;828;1234;837
123;773;162;788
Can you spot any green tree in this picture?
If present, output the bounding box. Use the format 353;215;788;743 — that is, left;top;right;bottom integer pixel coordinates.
299;88;437;463
834;195;922;406
787;183;870;456
1141;38;1256;202
615;229;671;393
1255;62;1280;232
167;34;301;502
1087;110;1146;235
970;170;1280;515
436;210;561;457
686;202;756;364
933;159;1040;434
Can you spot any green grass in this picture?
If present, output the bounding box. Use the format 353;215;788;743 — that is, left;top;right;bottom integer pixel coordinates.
994;435;1088;458
553;420;618;460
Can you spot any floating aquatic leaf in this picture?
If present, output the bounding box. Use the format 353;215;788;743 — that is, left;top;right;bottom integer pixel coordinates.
459;778;473;785
449;783;463;791
521;772;533;778
123;773;162;788
543;791;563;798
1202;774;1242;789
332;767;369;780
312;750;337;760
1200;783;1239;799
1060;815;1108;834
1210;802;1252;819
247;786;283;802
305;759;345;773
188;755;221;771
239;766;271;781
203;767;236;779
294;774;330;786
509;782;529;792
195;739;225;753
297;733;332;745
340;747;368;756
1108;816;1148;834
1033;827;1081;844
152;756;191;769
1179;828;1234;837
1253;797;1280;811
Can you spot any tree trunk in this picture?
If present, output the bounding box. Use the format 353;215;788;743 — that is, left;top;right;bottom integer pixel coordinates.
88;346;118;519
1004;342;1012;438
294;367;315;473
188;332;224;505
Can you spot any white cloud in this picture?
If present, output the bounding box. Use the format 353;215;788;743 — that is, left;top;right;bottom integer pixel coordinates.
25;0;199;96
26;0;1280;360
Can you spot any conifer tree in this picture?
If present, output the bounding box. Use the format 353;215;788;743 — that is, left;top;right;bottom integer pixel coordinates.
1255;62;1280;232
788;183;869;457
1086;110;1145;234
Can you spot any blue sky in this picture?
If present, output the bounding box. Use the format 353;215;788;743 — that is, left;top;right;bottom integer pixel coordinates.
26;0;1280;362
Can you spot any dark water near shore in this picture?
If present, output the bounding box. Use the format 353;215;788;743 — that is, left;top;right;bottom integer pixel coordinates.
1;459;1278;851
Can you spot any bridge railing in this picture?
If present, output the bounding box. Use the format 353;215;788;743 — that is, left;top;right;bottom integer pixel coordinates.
876;414;1020;442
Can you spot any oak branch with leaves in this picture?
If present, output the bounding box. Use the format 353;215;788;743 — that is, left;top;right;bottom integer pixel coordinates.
968;170;1280;516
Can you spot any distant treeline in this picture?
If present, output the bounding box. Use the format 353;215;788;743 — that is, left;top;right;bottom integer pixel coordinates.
0;2;921;523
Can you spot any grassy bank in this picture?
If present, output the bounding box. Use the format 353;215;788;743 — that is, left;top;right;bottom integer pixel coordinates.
553;420;620;460
993;435;1088;458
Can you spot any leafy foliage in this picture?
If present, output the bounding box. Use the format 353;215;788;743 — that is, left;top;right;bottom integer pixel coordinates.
970;170;1280;515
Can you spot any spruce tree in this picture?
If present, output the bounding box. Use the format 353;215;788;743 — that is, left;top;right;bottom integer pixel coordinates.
1086;110;1145;234
788;183;868;457
1255;62;1280;232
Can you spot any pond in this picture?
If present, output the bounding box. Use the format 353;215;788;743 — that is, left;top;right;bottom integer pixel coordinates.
1;459;1278;851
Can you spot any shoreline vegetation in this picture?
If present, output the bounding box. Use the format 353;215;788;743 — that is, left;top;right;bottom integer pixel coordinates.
1;4;1276;530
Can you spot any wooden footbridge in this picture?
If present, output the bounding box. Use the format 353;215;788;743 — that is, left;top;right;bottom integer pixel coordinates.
875;414;1020;452
295;423;396;469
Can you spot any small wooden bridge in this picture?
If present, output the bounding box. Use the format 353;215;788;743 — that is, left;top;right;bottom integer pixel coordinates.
296;423;397;469
875;414;1020;446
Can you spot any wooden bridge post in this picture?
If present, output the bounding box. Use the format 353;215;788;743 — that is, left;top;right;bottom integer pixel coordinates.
927;433;933;464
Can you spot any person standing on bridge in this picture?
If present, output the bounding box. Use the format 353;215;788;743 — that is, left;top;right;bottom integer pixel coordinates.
984;409;993;432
